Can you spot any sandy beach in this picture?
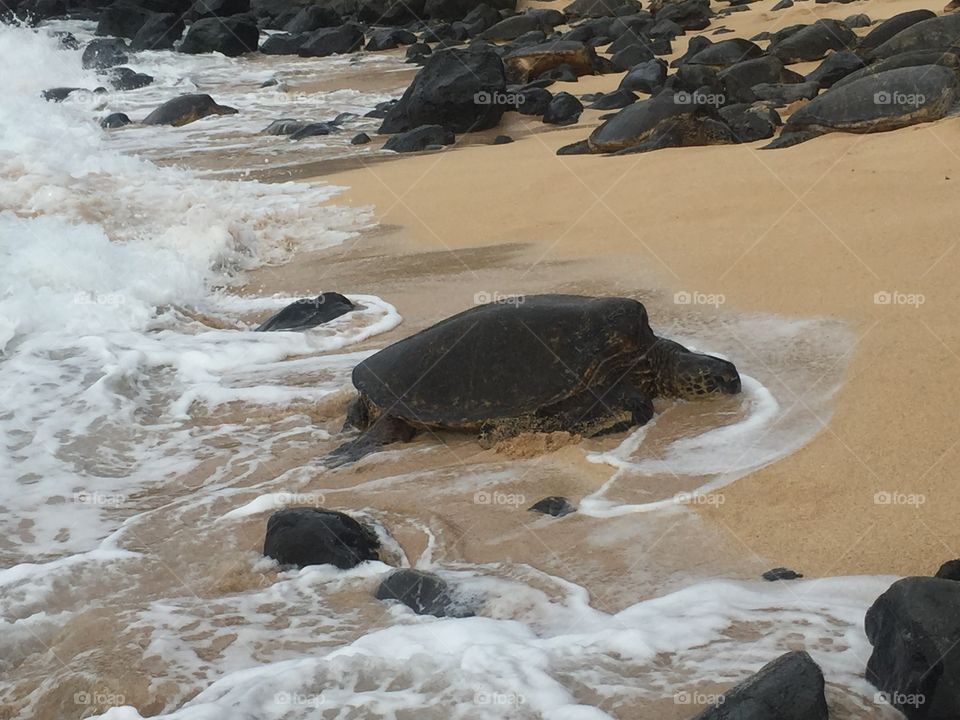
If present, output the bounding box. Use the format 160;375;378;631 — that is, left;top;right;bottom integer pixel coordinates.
243;0;960;581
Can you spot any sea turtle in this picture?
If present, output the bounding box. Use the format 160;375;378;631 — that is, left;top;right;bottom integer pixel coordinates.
327;295;741;465
142;94;238;127
832;50;960;90
857;9;937;54
763;65;958;149
770;18;857;64
502;41;599;84
558;93;735;154
868;13;960;60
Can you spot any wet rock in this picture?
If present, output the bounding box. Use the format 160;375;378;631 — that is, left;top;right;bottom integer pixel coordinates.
299;23;365;56
619;58;667;94
283;4;342;33
762;566;803;581
542;91;582;125
263;507;381;570
366;99;398;118
289;122;340;139
366;28;417;50
189;0;249;19
255;293;354;331
351;131;371;144
42;87;88;102
96;3;151;39
375;569;473;617
100;112;132;128
179;16;259;55
693;651;829;720
384;124;455;152
260;32;306;54
528;496;576;517
866;577;960;719
380;47;507;134
130;12;184;50
405;41;432;63
564;0;640;19
108;66;154;91
81;38;129;69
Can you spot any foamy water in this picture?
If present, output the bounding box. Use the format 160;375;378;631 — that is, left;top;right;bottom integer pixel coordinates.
0;22;899;720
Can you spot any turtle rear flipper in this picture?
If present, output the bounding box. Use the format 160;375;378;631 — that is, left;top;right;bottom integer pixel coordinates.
323;416;417;467
762;129;824;149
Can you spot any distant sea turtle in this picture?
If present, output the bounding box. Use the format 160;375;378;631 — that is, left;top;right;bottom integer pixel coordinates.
328;295;741;464
764;65;958;148
502;41;598;83
558;94;736;154
868;13;960;59
142;93;238;127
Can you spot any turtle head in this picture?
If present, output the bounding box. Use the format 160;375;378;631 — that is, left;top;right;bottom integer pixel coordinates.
650;338;741;399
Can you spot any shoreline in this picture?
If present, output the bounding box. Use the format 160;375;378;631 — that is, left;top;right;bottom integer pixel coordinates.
268;0;960;578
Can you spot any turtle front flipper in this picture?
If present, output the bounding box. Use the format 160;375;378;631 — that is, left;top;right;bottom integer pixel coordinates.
761;129;824;149
323;416;417;467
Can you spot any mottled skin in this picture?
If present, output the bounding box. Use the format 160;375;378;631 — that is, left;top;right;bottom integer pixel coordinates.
327;295;741;465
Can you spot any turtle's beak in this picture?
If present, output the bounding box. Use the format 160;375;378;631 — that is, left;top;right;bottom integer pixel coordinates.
716;361;741;394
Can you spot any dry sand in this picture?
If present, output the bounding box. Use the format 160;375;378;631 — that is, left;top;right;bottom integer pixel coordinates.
275;0;960;579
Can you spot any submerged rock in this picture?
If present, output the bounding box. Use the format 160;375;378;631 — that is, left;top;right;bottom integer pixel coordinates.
692;651;828;719
375;569;473;617
528;496;576;517
263;507;381;569
762;567;803;581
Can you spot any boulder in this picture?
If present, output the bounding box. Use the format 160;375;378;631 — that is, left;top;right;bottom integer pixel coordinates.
260;32;306;54
866;577;960;719
375;569;472;617
96;2;151;38
383;124;456;151
189;0;249;18
564;0;640;19
298;23;365;56
178;16;259;54
263;507;381;570
366;28;417;50
380;48;507;134
619;58;667;94
81;38;128;69
424;0;514;21
655;0;711;32
543;91;583;124
130;12;184;50
351;132;371;144
283;4;342;32
692;651;829;720
515;86;553;115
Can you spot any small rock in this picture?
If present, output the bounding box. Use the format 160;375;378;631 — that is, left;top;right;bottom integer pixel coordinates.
493;134;513;144
762;567;803;581
351;132;371;145
528;496;576;517
263;507;381;570
375;569;473;617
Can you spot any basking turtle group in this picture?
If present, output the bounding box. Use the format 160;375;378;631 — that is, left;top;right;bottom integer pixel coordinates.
328;295;741;465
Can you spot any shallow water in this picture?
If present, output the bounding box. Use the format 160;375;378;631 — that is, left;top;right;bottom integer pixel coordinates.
0;22;900;720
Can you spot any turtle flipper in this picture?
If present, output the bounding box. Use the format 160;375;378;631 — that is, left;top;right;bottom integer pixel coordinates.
761;129;824;149
323;416;417;467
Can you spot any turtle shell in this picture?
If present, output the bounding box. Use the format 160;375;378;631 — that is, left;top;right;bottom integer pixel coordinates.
352;295;655;427
785;66;958;134
588;95;694;152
